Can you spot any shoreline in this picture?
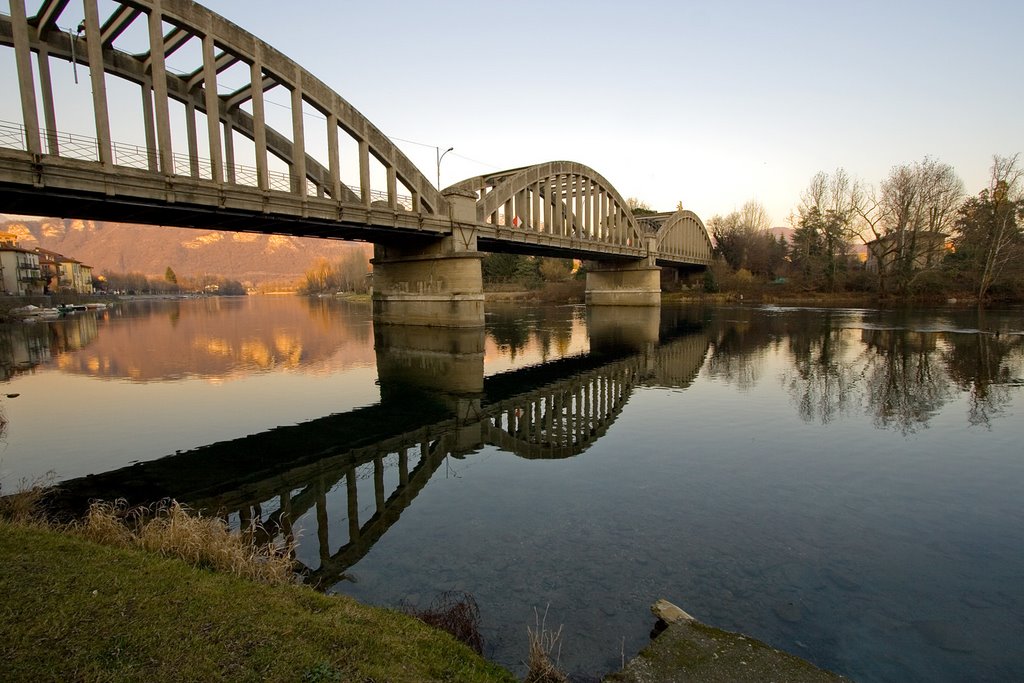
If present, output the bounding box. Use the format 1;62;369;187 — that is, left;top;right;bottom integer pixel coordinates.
1;516;848;682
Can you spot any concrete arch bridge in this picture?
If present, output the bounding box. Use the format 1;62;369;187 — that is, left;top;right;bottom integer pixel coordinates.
0;0;713;325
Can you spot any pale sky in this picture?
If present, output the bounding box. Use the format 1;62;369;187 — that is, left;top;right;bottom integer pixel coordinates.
2;0;1022;227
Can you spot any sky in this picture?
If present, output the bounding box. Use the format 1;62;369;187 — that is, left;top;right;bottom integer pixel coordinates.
2;0;1022;227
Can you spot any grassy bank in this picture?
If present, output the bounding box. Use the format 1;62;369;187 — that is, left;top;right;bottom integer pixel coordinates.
0;520;515;682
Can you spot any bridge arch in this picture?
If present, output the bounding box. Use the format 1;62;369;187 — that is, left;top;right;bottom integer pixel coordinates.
449;161;646;250
651;209;714;266
2;0;442;214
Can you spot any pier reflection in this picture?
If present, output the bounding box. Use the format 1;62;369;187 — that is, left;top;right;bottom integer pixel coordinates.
55;308;712;586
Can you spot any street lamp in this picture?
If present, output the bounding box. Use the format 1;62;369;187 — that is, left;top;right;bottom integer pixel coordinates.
436;146;453;190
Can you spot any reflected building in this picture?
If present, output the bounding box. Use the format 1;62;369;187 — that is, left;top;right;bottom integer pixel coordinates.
0;324;52;380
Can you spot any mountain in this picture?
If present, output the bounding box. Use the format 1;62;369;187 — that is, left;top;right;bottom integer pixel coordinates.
0;214;370;286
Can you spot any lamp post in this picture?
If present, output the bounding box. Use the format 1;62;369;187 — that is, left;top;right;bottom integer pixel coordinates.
436;146;453;190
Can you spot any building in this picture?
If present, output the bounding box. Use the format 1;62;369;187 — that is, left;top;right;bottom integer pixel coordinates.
35;247;94;294
0;233;45;295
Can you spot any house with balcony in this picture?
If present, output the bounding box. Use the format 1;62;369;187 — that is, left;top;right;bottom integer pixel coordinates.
0;234;45;296
35;247;94;294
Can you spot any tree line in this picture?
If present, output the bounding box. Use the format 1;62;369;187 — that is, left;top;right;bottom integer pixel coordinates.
98;269;246;295
707;154;1024;301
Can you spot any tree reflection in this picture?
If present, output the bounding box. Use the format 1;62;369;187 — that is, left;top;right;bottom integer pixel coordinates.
703;306;1023;433
485;305;577;362
861;329;951;434
782;310;860;424
703;307;782;390
942;331;1024;427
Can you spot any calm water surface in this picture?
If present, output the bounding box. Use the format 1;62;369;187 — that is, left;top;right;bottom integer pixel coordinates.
1;296;1022;682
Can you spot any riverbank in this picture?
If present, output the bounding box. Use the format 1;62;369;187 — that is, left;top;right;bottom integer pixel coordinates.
0;519;515;682
1;515;854;682
482;281;999;307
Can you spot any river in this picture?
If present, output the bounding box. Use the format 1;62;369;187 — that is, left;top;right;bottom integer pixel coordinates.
1;296;1022;682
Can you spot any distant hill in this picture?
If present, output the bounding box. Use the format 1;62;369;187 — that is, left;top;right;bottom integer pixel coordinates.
0;214;370;286
768;226;795;244
768;225;867;259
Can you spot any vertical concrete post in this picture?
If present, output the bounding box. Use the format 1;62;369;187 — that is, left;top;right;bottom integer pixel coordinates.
536;180;544;231
582;177;591;238
249;45;269;190
36;46;58;155
146;0;171;174
386;166;397;209
223;120;236;182
185;101;199;177
202;30;223;183
84;0;112;167
358;139;370;206
290;70;306;196
326;113;341;200
141;82;157;170
10;0;41;155
551;176;561;235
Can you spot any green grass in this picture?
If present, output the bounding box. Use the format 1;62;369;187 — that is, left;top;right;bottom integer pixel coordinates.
0;520;516;682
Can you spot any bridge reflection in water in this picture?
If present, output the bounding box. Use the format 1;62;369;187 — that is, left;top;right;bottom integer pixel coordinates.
57;307;711;587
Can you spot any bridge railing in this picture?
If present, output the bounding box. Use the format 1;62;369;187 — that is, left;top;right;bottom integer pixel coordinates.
0;119;414;209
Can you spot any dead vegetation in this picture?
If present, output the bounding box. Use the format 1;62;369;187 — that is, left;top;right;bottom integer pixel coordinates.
524;605;568;683
0;473;55;525
403;590;485;654
76;499;296;586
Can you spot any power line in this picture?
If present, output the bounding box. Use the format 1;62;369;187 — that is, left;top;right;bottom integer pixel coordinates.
451;152;501;171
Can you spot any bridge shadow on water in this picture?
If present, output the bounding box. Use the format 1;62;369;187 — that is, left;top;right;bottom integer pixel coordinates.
53;306;712;587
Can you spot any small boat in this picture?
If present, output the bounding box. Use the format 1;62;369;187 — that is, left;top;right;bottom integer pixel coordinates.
9;305;62;320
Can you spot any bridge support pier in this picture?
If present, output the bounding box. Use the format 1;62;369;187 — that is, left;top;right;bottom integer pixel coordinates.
585;261;662;306
371;190;484;327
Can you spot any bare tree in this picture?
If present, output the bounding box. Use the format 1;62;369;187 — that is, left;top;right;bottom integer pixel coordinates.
794;169;857;289
709;199;784;277
738;199;772;232
859;157;963;295
953;154;1024;299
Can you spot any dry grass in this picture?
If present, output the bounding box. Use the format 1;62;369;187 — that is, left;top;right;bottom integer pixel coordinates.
403;590;485;654
1;523;516;682
0;472;55;525
524;606;568;683
76;499;296;586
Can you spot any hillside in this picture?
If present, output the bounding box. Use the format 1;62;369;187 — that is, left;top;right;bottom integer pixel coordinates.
0;214;371;286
